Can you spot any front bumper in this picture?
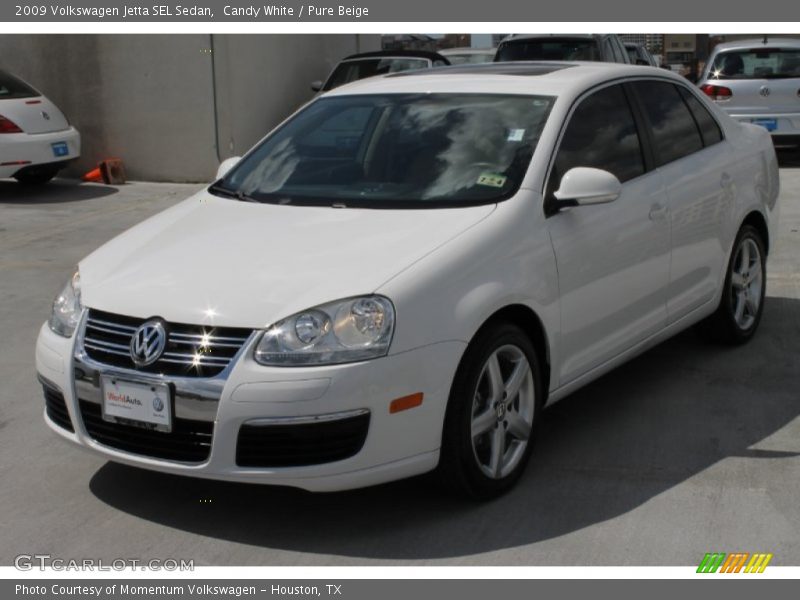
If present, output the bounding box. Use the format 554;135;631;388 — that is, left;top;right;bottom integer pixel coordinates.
35;318;464;491
0;126;81;178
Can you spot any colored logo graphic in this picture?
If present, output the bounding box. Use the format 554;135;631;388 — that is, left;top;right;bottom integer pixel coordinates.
697;552;773;573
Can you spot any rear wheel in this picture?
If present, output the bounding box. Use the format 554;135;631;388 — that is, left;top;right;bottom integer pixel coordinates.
14;165;59;185
438;322;542;499
698;225;766;344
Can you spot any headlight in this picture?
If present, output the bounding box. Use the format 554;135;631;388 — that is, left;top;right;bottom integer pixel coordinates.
48;270;83;337
255;296;395;366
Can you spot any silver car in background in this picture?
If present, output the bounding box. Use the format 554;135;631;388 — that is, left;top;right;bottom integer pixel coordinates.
698;38;800;148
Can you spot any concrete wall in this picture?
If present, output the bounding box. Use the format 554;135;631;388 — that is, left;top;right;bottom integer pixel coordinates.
0;34;379;182
212;35;377;158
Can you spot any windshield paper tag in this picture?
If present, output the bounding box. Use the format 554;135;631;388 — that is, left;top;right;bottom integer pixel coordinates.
507;128;525;142
477;172;507;188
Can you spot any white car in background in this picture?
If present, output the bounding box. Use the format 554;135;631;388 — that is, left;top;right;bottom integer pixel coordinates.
0;69;80;184
698;38;800;148
37;62;778;499
439;47;496;65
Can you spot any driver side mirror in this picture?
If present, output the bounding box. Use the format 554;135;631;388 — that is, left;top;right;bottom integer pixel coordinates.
635;58;650;66
216;156;241;180
554;167;622;207
311;80;323;92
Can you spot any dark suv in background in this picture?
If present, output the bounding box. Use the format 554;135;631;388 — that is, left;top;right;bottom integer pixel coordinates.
494;34;631;64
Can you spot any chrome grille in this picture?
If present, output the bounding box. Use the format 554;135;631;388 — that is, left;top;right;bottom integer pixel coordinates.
82;309;252;378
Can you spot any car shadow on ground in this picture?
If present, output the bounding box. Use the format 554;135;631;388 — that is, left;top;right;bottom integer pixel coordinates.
0;178;118;204
89;296;800;560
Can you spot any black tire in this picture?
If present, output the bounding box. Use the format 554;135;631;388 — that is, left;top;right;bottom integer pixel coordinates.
14;166;59;185
438;322;543;500
697;225;766;344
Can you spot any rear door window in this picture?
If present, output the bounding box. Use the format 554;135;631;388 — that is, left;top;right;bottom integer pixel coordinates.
633;80;704;166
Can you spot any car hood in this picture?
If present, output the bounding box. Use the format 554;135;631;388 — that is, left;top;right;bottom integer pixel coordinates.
79;192;495;328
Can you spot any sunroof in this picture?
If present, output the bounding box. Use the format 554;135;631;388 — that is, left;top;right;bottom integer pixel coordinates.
387;62;577;78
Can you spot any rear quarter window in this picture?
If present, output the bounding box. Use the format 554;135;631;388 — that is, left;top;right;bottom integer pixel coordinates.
676;86;723;146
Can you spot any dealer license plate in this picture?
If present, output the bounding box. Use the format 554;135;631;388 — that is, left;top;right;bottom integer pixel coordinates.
101;377;172;432
51;142;69;157
751;118;777;132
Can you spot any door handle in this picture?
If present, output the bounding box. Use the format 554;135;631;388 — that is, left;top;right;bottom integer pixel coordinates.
649;203;668;221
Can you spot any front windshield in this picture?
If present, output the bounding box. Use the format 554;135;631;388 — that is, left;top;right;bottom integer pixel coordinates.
495;38;600;62
214;93;554;208
323;58;430;91
708;48;800;79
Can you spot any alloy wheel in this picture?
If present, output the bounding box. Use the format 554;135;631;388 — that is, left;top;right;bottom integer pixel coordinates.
470;344;535;479
730;237;763;330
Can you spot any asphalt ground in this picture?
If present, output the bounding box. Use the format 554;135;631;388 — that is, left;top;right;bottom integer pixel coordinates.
1;155;799;566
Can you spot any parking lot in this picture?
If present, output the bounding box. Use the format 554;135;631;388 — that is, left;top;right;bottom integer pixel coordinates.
1;155;799;566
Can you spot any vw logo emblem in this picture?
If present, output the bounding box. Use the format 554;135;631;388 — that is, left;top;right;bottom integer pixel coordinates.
759;86;771;97
152;396;165;412
130;320;167;367
41;110;50;120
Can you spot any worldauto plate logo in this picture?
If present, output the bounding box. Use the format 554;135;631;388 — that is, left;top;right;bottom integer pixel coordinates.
105;391;141;406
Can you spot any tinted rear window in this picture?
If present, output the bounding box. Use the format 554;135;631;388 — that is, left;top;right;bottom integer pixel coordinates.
323;58;430;91
496;38;601;62
708;48;800;79
0;71;39;99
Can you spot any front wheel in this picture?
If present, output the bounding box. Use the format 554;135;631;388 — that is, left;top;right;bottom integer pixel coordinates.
438;322;542;499
698;225;766;344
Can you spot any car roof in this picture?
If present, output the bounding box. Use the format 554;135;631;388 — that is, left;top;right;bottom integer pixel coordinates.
711;38;800;53
500;34;605;43
323;61;685;99
341;50;448;62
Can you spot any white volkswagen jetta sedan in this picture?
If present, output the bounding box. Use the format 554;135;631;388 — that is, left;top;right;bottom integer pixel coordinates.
36;63;779;498
0;69;80;184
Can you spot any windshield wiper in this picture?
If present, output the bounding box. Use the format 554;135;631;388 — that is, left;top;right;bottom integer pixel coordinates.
208;182;259;203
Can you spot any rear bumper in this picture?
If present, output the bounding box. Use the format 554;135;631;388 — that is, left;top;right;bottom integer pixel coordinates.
0;126;80;178
727;112;800;141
